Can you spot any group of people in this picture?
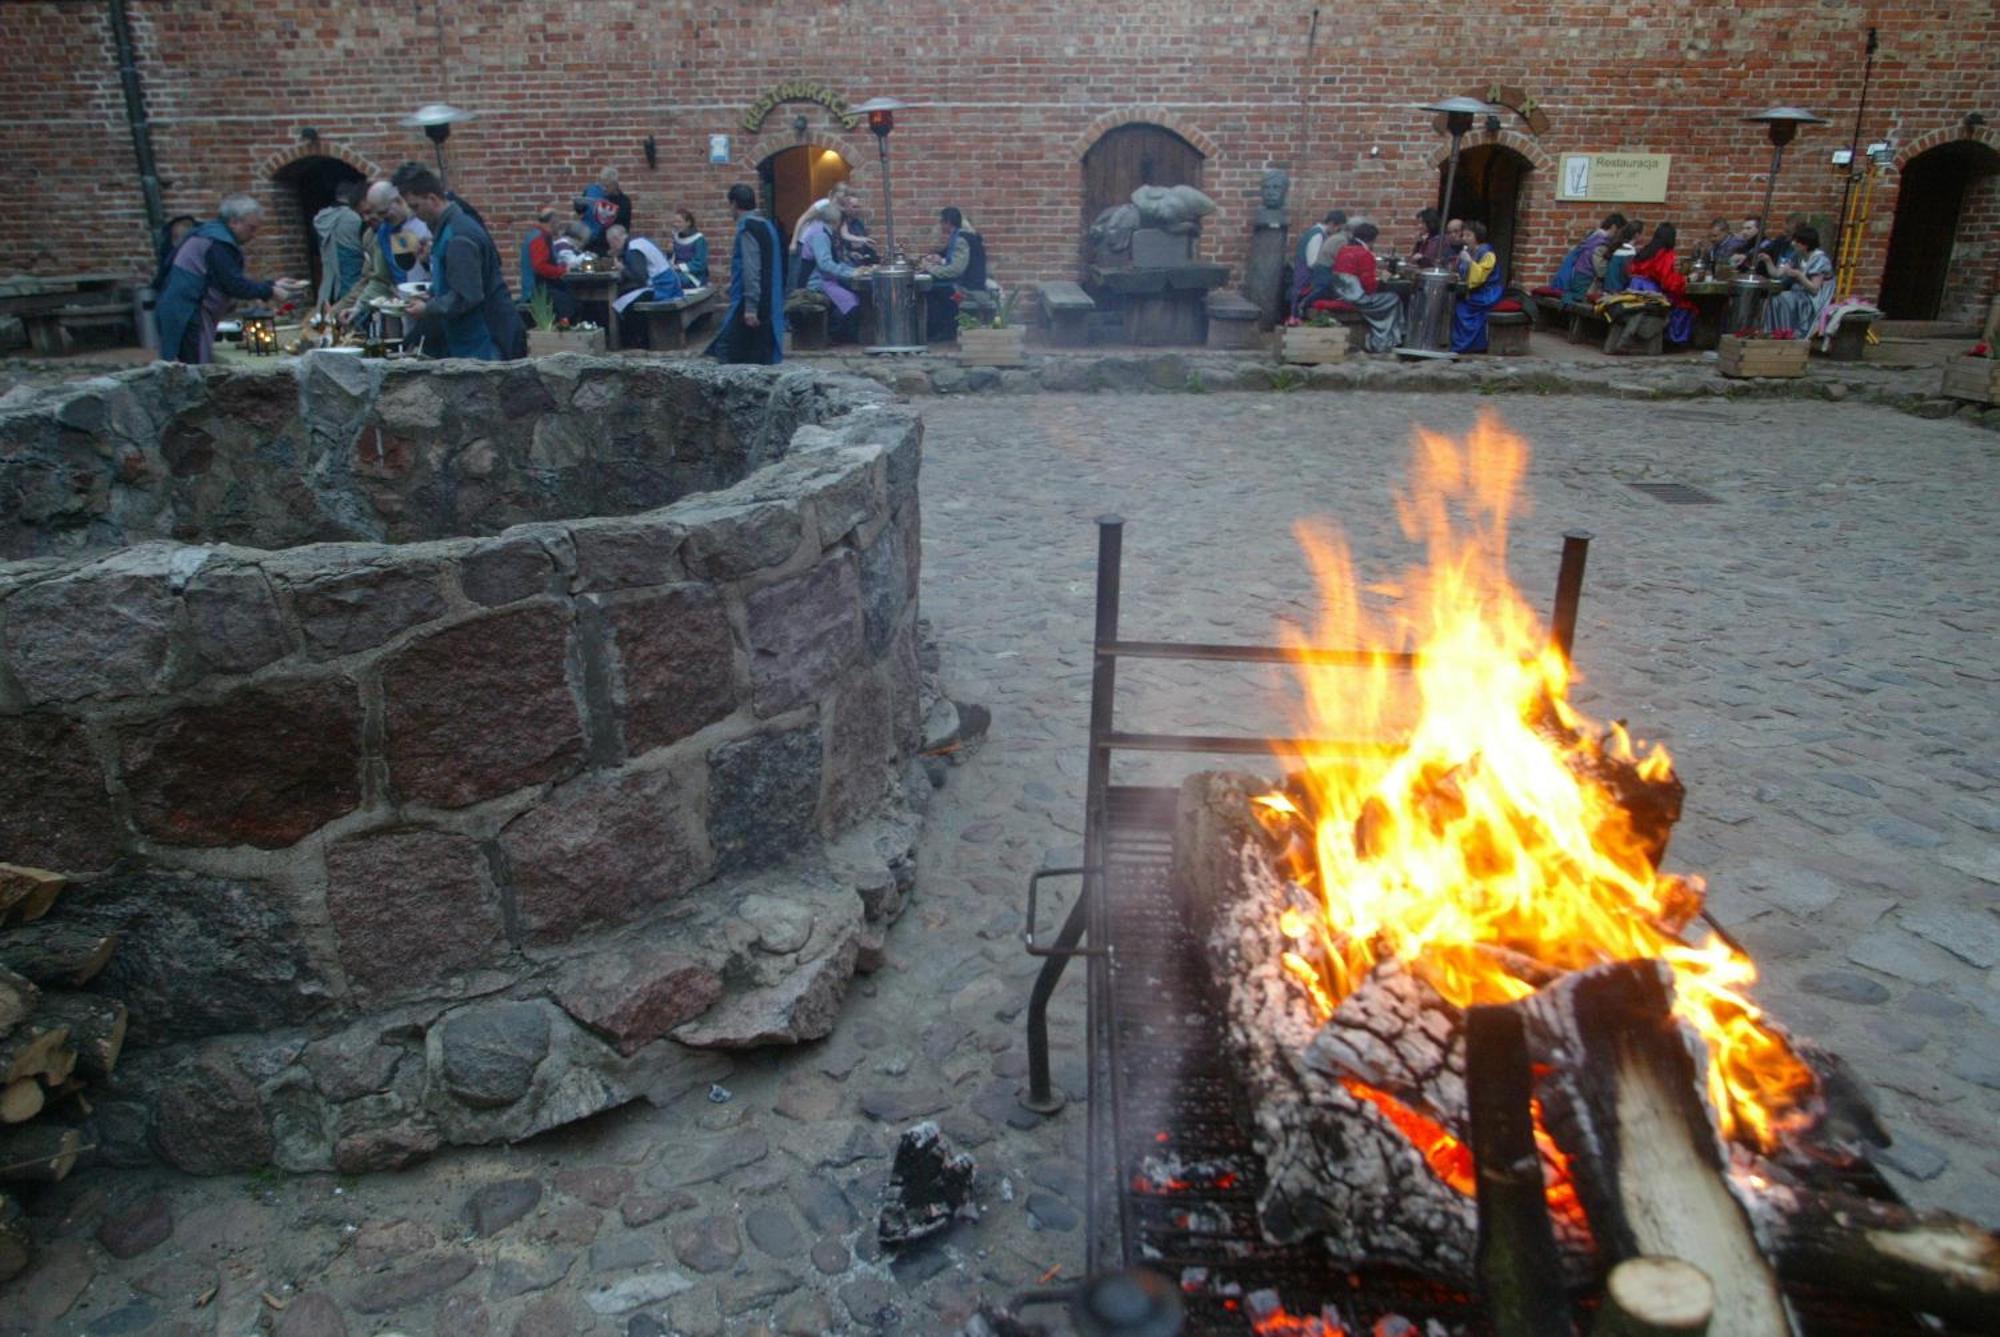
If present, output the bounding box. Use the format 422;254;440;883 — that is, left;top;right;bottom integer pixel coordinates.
1551;210;1836;341
1290;206;1508;354
520;167;715;346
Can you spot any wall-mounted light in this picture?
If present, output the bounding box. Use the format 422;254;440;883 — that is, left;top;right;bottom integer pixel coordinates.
1484;113;1502;135
643;135;657;169
792;113;810;138
1967;112;1989;131
299;126;320;145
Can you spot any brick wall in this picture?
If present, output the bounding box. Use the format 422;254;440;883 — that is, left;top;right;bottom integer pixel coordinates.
4;0;1996;319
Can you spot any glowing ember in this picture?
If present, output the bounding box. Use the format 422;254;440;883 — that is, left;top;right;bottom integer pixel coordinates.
1261;410;1815;1152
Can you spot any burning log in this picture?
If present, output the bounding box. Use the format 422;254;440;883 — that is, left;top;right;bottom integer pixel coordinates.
1746;1185;2000;1331
0;923;118;988
1466;1002;1573;1336
1524;961;1791;1336
1597;1256;1714;1336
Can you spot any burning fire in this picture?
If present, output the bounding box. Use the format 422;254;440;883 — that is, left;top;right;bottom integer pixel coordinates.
1259;410;1814;1152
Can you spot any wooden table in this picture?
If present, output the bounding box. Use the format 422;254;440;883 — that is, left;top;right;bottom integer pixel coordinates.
564;271;623;351
0;272;136;354
1684;281;1732;350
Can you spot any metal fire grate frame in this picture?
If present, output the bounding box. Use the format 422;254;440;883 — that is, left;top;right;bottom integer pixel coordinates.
1628;481;1722;505
1019;517;1941;1335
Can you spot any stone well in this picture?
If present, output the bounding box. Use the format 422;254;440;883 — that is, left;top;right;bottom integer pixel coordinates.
0;354;926;1174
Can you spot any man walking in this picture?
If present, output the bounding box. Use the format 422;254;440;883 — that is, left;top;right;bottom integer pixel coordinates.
155;194;304;363
395;163;524;361
705;183;785;365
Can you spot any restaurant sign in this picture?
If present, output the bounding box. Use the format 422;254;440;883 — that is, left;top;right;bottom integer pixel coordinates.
741;82;859;133
1557;152;1672;203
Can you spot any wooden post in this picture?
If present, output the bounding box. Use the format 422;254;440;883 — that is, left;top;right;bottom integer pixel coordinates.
1467;1002;1573;1337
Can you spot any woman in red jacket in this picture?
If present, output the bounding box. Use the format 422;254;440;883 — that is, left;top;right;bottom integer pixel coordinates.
1626;222;1696;344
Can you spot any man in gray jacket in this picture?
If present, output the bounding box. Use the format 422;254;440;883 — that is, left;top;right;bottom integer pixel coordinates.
314;180;366;306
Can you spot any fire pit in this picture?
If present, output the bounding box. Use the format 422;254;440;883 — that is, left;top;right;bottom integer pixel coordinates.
1020;412;2000;1335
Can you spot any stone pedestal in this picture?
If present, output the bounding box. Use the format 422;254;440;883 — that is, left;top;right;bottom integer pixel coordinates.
1245;225;1290;330
1206;292;1263;350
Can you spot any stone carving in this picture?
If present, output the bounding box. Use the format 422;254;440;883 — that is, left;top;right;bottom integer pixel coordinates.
1256;168;1290;229
1088;183;1220;265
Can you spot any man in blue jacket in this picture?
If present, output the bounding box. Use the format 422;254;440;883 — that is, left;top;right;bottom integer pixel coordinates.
705;184;785;365
395;164;525;361
155;195;304;363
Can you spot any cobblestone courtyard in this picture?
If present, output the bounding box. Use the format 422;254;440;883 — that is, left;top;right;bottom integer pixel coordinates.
11;389;2000;1335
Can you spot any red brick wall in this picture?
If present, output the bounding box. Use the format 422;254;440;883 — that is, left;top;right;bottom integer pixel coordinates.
5;1;1997;319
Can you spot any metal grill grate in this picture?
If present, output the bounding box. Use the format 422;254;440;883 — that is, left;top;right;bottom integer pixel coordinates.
1628;482;1721;505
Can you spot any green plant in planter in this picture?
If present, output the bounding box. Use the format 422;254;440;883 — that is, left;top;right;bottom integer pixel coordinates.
957;288;1024;332
527;286;557;332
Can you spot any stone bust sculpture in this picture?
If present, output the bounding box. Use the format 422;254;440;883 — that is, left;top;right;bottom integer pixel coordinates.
1255;168;1289;229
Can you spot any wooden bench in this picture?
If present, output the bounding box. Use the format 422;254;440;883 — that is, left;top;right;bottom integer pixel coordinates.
783;293;830;352
1561;300;1610;347
1039;281;1095;347
628;286;719;351
1487;309;1532;356
1604;302;1667;356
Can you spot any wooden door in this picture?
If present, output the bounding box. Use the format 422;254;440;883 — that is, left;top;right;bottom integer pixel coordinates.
1082;124;1205;236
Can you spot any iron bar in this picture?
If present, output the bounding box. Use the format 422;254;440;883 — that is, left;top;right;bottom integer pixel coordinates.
1549;529;1592;661
1099;640;1418;668
1100;731;1399;758
1085;515;1125;1277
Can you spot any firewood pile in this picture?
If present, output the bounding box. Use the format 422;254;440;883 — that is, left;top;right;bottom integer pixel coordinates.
0;863;127;1284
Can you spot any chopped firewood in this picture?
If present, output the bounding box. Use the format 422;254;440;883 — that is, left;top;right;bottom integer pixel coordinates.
0;923;118;987
0;865;64;927
1525;961;1791;1336
1467;1003;1573;1337
0;1123;83;1183
1596;1256;1714;1336
1744;1183;2000;1331
35;994;126;1079
0;1022;73;1084
0;1079;43;1125
0;1190;29;1283
0;965;35;1033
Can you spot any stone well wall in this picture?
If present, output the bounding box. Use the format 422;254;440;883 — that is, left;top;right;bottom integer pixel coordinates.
0;357;928;1174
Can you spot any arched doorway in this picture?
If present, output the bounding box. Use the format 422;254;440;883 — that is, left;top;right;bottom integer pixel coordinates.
271;154;366;296
758;146;852;252
1081;124;1206;237
1879;140;2000;320
1441;144;1532;282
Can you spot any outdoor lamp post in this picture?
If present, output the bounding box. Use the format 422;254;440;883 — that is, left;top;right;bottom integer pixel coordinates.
1421;96;1497;233
853;97;907;257
1744;106;1828;241
401;103;477;186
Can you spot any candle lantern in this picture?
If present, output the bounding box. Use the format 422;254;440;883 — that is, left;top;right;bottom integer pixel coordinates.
241;306;278;356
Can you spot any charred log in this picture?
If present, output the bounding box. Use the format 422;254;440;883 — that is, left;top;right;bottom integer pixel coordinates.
0;923;117;987
1467;1002;1573;1336
0;1123;82;1183
0;965;34;1033
34;994;125;1080
0;1190;28;1283
1524;961;1791;1335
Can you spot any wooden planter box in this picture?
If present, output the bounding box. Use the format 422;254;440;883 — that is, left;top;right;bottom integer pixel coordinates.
1717;334;1808;379
957;325;1025;367
1281;324;1348;365
527;327;605;357
1941;354;2000;406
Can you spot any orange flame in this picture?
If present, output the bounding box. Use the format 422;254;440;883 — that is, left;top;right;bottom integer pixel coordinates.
1267;410;1814;1152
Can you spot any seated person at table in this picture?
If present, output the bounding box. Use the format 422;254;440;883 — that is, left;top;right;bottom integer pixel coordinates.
1752;213;1809;277
794;201;865;341
1290;209;1347;316
1625;222;1697;344
1556;212;1626;302
922;206;987;342
1700;216;1745;273
607;224;680;346
522;207;578;320
1328;222;1406;352
1762;225;1834;338
1599;222;1642;296
1450;220;1506;354
671;208;710;285
1408;208;1447;268
553;220;590;270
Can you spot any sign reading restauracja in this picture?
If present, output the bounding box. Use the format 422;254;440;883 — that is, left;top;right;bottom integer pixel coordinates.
741;82;859;133
1557;152;1672;203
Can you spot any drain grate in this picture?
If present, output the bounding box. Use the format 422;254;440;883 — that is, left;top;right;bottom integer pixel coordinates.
1628;481;1721;505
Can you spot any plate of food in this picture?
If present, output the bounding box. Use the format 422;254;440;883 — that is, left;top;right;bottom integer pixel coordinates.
216;320;242;337
371;298;409;313
396;282;431;298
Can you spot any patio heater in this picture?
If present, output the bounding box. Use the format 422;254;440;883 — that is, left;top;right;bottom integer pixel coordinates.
1423;96;1496;226
402;104;477;187
1744;106;1829;244
853;97;924;355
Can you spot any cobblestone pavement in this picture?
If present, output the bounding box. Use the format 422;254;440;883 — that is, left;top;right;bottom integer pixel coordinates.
12;391;2000;1336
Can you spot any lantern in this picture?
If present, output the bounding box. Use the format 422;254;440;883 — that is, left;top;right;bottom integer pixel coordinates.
241;306;278;356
